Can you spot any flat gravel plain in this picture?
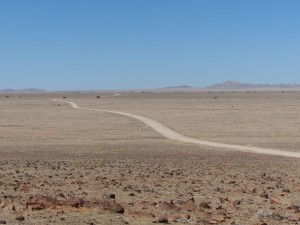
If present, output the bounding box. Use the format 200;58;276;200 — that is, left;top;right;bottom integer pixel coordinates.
0;91;299;225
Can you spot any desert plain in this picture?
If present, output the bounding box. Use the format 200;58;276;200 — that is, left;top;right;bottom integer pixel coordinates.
0;91;299;225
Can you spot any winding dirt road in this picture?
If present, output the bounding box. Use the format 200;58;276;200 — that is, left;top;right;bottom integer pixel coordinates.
52;99;300;158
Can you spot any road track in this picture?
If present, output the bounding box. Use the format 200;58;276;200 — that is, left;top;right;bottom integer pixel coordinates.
52;99;300;159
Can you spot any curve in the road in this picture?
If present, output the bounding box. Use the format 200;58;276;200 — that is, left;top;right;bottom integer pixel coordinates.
52;99;300;159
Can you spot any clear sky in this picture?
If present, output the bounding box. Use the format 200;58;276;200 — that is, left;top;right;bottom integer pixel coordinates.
0;1;300;90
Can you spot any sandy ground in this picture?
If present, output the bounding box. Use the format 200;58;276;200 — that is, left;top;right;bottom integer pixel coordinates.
0;92;300;225
52;98;300;158
74;91;300;152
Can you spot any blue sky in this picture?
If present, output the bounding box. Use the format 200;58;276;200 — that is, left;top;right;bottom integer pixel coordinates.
0;1;300;90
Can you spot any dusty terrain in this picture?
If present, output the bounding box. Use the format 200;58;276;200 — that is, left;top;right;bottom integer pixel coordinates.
0;91;299;224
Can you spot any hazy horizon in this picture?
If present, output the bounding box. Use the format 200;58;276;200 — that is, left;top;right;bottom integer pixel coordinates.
1;1;300;90
3;80;300;92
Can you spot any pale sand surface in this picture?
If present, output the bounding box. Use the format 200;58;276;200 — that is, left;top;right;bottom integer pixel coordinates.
74;91;300;152
53;98;300;158
0;92;299;225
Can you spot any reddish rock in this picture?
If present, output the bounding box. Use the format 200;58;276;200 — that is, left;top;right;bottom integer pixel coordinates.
219;197;225;204
195;218;211;225
200;201;211;209
0;200;6;209
269;196;280;205
82;201;97;208
288;214;300;221
125;209;154;218
179;213;190;219
63;198;85;208
135;201;149;210
100;200;124;213
209;214;226;223
183;197;196;211
259;190;268;198
236;187;246;193
26;195;124;213
26;195;57;210
210;210;228;218
159;201;179;211
219;196;229;202
287;204;300;211
215;205;225;211
232;199;241;208
248;187;256;193
19;183;29;192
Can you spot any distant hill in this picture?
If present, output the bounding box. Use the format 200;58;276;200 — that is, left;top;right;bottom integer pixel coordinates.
207;81;300;89
160;85;193;89
0;88;46;93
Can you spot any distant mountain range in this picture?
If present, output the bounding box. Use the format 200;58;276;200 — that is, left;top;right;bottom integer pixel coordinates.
2;81;300;92
207;81;300;89
0;88;46;93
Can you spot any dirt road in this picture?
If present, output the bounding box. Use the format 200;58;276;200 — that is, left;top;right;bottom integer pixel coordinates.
52;99;300;159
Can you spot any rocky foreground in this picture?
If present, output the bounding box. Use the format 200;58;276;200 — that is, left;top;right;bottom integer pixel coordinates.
0;145;299;225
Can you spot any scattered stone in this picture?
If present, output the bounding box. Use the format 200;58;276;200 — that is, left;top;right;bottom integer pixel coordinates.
183;197;196;211
157;215;168;223
248;187;256;193
287;204;299;210
159;201;179;211
109;193;116;199
196;218;211;225
209;214;226;223
63;198;85;208
271;213;282;221
259;190;268;198
125;209;154;218
179;213;190;219
232;199;241;208
26;194;124;213
269;196;280;205
288;214;300;221
58;193;65;198
101;200;124;213
16;216;25;221
282;188;290;193
200;201;211;209
256;209;273;219
26;195;57;210
19;183;29;192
